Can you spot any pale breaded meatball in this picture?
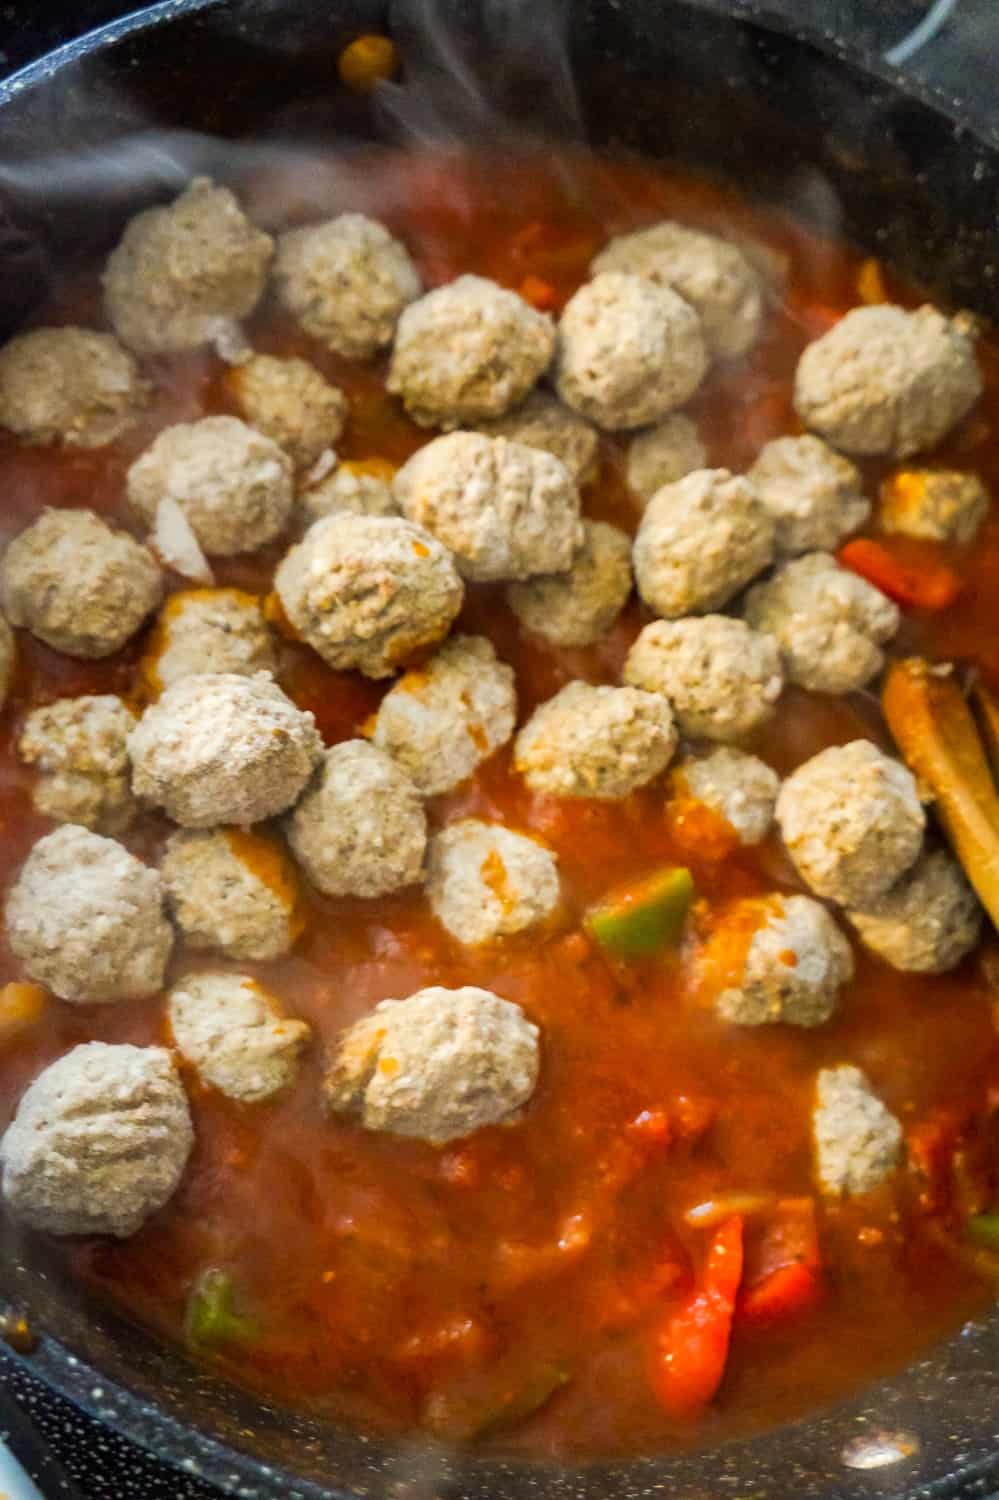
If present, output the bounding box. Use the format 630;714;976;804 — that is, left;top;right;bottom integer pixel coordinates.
0;612;14;711
776;741;925;907
506;520;632;646
794;304;982;458
626;413;707;502
0;509;163;659
286;739;426;898
744;551;899;695
624;615;783;742
5;825;172;1003
299;461;398;524
633;469;775;619
514;682;677;800
274;513;463;679
675;748;780;846
141;588;277;694
393;432;582;582
372;635;516;797
880;468;990;544
129;671;321;828
473;389;599;486
18;694;138;834
387;274;555;429
227;354;348;469
554;272;707;431
747;434;870;556
168;972;311;1103
274;213;421;359
0;326;149;448
712;893;853;1028
813;1064;902;1196
325;985;540;1144
161;827;301;961
0;1042;193;1237
846;849;982;974
427;820;560;946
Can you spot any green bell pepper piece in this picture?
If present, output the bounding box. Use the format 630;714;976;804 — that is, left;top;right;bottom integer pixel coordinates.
585;866;695;958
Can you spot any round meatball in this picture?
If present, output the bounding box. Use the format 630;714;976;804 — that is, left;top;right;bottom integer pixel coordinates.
387;274;555;429
286;740;427;898
0;611;14;711
624;616;783;742
474;389;599;486
880;468;990;544
325;985;540;1144
0;508;162;659
6;825;172;1003
0;1042;193;1237
0;326;149;448
427;820;560;946
274;213;421;358
846;849;982;974
514;682;677;800
507;520;632;647
674;748;780;846
168;972;311;1103
300;461;399;524
275;513;463;679
127;416;294;558
626;414;707;502
373;635;516;797
141;587;277;694
747;434;870;556
712;894;854;1028
776;741;925;907
227;354;348;469
633;469;775;619
103;177;273;355
129;671;321;828
18;694;138;834
744;551;899;695
794;303;982;458
813;1064;902;1196
161;827;301;961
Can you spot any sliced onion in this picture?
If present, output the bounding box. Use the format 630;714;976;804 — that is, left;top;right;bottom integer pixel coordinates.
683;1191;777;1229
151;496;214;585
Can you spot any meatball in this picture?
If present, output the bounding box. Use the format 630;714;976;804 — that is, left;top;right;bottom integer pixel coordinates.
103;177;273;356
846;849;982;974
129;671;321;828
776;741;925;907
713;894;854;1028
168;972;311;1103
372;635;516;797
506;520;632;647
127;416;294;558
0;1042;193;1237
141;587;277;694
633;469;775;619
18;694;138;834
161;827;301;961
744;551;899;695
813;1064;902;1196
300;461;399;524
286;740;427;898
0;326;149;448
474;389;599;487
0;508;162;659
387;274;555;429
325;985;540;1144
747;434;870;556
624;616;783;742
554;272;707;431
514;682;677;800
6;825;172;1003
674;748;780;846
227;354;348;469
394;432;582;582
427;820;560;946
274;213;421;359
0;612;14;711
626;414;707;502
793;303;982;458
880;468;990;544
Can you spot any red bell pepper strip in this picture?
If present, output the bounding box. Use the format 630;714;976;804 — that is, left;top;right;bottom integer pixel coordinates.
650;1215;744;1419
739;1259;821;1326
838;538;962;612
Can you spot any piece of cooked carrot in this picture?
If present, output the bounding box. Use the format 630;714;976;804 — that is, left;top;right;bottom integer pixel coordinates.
838;538;962;612
518;274;558;311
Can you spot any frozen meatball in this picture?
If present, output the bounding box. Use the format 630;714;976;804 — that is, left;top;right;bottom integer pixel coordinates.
141;588;276;694
880;468;990;544
325;985;540;1144
274;513;463;678
474;389;599;486
555;272;707;431
18;694;138;834
592;221;764;361
846;849;982;974
129;671;321;828
626;414;707;502
394;432;582;582
776;741;925;907
515;682;677;800
507;520;632;646
0;1042;192;1237
624;616;783;742
794;303;982;458
228;354;347;469
6;825;172;1003
103;177;273;355
428;820;560;946
674;748;780;846
274;213;421;359
0;612;14;711
747;434;870;556
287;740;426;898
713;894;854;1027
0;509;162;659
373;635;516;797
300;461;399;524
633;469;775;619
161;827;301;961
0;326;149;448
813;1064;902;1196
387;274;555;429
744;551;899;695
127;416;294;557
168;972;311;1103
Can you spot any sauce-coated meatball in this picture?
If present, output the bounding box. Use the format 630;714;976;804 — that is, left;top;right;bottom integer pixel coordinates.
0;326;149;448
747;434;870;556
624;615;783;742
846;849;982;974
879;468;990;544
474;389;600;487
507;520;632;647
674;748;780;846
168;972;311;1102
427;820;560;946
813;1064;902;1196
299;461;399;524
161;827;301;961
712;894;853;1028
228;353;348;469
141;587;277;694
515;682;677;800
626;414;707;502
18;694;138;834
